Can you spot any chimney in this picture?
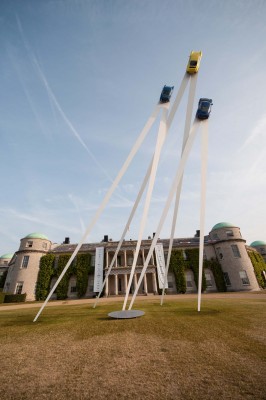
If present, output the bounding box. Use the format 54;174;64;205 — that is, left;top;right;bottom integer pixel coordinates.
195;230;200;238
63;237;70;244
103;235;108;242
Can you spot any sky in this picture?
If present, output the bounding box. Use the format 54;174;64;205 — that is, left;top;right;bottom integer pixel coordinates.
1;0;266;255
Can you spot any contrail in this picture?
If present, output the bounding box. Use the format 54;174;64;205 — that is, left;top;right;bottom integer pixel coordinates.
15;14;123;186
6;43;50;140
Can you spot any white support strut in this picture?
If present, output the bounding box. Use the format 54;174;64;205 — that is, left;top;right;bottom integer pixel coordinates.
95;74;192;308
33;104;160;322
198;120;208;312
122;105;169;310
161;74;198;305
128;119;200;310
93;157;154;308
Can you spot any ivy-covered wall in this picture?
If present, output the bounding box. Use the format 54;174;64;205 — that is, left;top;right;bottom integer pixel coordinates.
248;251;266;289
36;253;92;301
169;250;186;293
169;248;226;293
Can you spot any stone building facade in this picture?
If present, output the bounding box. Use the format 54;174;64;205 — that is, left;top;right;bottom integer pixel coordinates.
3;222;266;301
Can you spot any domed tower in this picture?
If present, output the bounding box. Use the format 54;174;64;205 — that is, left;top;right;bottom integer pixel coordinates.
0;254;14;287
0;253;14;267
250;241;266;262
209;222;260;291
3;233;51;300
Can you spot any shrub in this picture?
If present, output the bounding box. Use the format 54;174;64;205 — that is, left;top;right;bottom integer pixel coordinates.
4;293;26;303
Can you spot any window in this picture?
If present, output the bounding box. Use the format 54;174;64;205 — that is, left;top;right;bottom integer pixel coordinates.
168;281;173;288
3;261;8;265
226;230;234;237
42;242;47;249
128;257;133;266
91;255;95;267
15;282;23;294
213;233;219;240
70;286;77;293
117;255;121;266
231;244;241;258
26;241;33;248
21;255;29;268
182;250;187;260
239;271;250;285
205;273;212;287
186;280;193;288
5;282;10;291
223;272;231;286
216;247;223;259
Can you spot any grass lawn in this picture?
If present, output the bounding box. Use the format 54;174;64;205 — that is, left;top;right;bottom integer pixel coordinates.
1;297;265;400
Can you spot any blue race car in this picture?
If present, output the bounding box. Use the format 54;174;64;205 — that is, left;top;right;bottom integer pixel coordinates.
160;85;174;103
196;98;213;120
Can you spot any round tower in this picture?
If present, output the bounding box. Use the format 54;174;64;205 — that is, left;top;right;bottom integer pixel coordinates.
209;222;259;291
250;240;266;262
4;233;51;300
0;254;14;287
0;253;14;266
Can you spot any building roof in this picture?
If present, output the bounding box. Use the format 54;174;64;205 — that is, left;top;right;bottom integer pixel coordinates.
0;253;14;259
50;236;209;254
24;233;49;240
211;222;237;231
250;240;266;247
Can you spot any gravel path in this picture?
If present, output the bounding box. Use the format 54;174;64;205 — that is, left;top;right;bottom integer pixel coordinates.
0;291;265;311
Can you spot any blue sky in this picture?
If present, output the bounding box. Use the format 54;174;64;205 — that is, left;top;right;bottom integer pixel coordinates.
1;0;266;254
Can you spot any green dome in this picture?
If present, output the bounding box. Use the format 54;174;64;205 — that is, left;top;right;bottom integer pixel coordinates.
250;240;266;247
0;253;14;259
25;233;49;240
212;222;237;231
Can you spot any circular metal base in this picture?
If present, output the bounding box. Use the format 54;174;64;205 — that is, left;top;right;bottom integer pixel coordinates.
108;310;145;319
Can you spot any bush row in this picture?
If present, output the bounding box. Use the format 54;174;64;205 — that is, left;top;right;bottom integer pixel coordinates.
0;293;26;303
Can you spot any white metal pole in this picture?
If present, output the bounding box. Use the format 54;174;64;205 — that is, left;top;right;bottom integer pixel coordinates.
167;73;189;129
122;105;169;310
93;158;153;308
161;74;198;305
198;120;208;312
128;119;200;310
33;105;160;322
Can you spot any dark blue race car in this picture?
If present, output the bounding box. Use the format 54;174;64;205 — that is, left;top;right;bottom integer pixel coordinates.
196;98;213;120
160;85;174;103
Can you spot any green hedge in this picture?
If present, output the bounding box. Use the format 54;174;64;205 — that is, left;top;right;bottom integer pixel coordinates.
36;253;92;301
248;251;266;289
4;293;26;303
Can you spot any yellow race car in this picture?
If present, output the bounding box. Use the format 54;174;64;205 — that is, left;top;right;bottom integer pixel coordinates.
186;51;202;74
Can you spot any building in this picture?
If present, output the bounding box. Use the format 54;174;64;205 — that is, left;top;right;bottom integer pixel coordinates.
0;253;14;288
2;222;266;301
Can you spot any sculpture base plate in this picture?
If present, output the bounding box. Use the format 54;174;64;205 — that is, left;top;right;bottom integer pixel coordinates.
108;310;145;319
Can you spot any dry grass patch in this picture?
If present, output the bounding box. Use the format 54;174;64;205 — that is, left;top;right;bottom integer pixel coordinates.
0;298;265;400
